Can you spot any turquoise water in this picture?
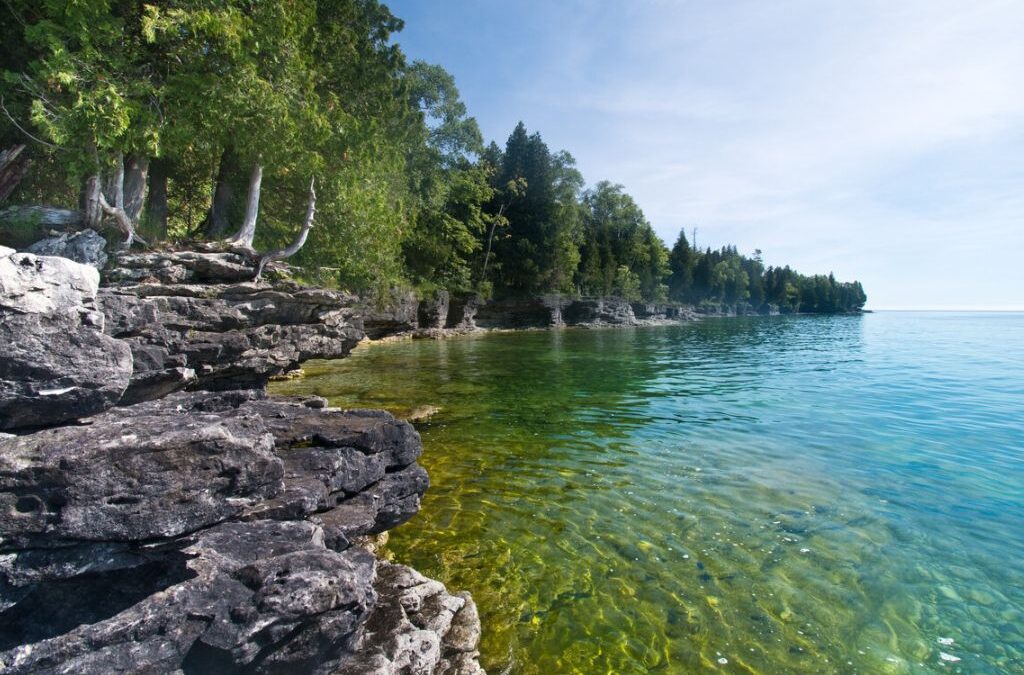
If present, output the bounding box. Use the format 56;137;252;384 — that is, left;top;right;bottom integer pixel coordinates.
273;313;1024;673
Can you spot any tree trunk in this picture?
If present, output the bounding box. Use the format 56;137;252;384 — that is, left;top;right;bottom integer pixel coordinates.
0;145;28;202
123;154;150;224
97;153;147;247
79;174;103;230
479;202;507;287
254;178;316;281
227;163;262;248
145;157;169;240
204;147;238;239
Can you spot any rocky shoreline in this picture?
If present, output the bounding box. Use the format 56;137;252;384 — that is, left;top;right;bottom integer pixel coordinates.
0;242;484;674
357;289;702;343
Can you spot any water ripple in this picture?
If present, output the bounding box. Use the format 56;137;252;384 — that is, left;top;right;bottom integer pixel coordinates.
272;312;1024;674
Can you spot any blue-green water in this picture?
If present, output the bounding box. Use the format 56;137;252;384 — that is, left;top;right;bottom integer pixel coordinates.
273;313;1024;673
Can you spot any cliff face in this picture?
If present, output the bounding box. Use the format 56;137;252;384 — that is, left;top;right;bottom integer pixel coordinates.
361;292;697;337
0;246;484;674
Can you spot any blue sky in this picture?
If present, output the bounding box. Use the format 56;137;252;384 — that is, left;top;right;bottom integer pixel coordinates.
388;0;1024;309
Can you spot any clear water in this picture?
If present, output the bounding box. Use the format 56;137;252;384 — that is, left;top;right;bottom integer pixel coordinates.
271;313;1024;674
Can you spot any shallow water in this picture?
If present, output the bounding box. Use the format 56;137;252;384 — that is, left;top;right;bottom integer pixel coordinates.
272;312;1024;673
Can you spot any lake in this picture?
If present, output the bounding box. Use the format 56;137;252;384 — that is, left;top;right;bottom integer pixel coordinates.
271;312;1024;673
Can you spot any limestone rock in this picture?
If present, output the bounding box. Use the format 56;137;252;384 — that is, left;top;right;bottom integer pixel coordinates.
0;390;448;673
417;290;449;330
98;277;363;392
358;289;419;339
0;250;131;429
322;561;485;675
25;228;109;269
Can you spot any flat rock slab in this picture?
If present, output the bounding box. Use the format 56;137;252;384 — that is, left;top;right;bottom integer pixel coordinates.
0;390;455;674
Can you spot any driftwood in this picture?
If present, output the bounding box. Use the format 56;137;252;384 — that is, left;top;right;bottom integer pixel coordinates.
254;177;317;281
0;205;83;232
0;145;28;202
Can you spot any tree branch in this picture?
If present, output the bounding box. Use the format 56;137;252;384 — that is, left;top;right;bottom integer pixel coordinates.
254;177;316;281
0;97;65;151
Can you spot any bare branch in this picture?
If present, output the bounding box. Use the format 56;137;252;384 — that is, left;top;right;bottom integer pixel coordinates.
0;97;65;151
254;177;316;281
97;154;149;248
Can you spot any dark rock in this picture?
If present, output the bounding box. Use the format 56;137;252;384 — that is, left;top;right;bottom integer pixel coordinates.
417;290;450;330
0;389;457;673
446;293;482;330
0;247;485;674
0;250;132;429
0;521;378;674
25;228;108;269
98;278;363;391
358;289;419;339
562;297;636;325
474;296;559;329
0;400;283;548
119;366;197;405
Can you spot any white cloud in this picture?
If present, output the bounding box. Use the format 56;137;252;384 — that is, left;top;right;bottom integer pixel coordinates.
394;0;1024;308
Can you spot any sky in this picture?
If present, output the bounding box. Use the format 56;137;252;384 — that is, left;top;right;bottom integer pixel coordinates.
387;0;1024;310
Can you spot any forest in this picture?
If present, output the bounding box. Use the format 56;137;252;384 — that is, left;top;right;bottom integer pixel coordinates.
0;0;865;313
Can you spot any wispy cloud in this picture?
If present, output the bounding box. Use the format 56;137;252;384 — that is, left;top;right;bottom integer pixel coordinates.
391;0;1024;308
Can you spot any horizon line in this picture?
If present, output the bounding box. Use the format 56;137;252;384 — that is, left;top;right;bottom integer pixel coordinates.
866;306;1024;312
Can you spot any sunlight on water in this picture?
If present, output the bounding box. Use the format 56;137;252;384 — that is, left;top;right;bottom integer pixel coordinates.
272;313;1024;673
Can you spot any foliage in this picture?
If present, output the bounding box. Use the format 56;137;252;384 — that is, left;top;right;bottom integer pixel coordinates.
0;1;866;309
668;241;867;312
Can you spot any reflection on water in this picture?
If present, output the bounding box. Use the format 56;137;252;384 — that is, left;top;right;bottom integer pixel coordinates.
272;313;1024;673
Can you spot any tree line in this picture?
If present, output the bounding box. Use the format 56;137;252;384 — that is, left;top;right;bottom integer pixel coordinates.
0;0;865;312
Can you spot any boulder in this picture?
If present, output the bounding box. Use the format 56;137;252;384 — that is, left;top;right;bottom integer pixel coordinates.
25;228;108;269
0;250;131;429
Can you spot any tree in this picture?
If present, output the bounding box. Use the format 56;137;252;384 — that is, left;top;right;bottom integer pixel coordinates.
668;229;695;301
402;61;491;290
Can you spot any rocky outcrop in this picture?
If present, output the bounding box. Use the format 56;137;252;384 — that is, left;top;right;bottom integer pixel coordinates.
560;297;636;326
107;248;258;284
0;389;481;674
473;296;560;329
631;302;696;322
98;250;364;394
0;247;484;674
445;293;482;331
417;290;450;331
25;228;108;269
358;289;420;339
0;247;132;429
473;295;693;330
